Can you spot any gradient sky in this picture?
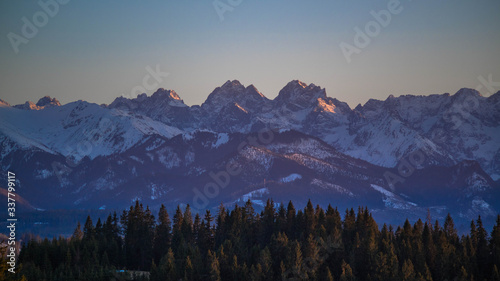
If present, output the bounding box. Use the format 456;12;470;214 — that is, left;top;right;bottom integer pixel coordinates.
1;0;499;108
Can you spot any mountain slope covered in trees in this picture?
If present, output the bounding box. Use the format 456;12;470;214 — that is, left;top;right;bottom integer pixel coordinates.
11;199;500;281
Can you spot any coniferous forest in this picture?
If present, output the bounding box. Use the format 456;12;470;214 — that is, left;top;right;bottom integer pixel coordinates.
4;199;500;281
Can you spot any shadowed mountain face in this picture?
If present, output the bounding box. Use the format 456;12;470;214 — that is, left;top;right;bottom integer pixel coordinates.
1;80;499;229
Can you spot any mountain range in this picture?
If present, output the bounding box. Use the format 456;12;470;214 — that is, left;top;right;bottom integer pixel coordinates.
1;80;499;230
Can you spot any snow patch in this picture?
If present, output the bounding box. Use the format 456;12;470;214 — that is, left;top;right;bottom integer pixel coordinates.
213;133;229;148
311;179;353;196
466;172;489;192
235;188;270;206
280;173;302;183
240;188;269;202
34;169;53;179
240;146;274;170
129;155;144;164
371;184;417;209
472;198;491;210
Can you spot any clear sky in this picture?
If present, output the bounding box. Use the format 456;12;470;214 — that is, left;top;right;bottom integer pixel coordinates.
1;0;499;108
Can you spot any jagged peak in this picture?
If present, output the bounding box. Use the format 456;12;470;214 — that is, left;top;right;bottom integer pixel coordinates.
109;88;186;110
449;88;483;107
0;99;10;107
287;79;308;89
487;90;500;103
222;79;243;88
205;80;246;100
13;101;39;110
36;96;61;107
453;88;481;98
275;80;327;105
202;80;268;111
12;96;61;110
245;84;259;92
136;93;148;101
206;80;242;97
245;84;266;99
151;88;182;101
365;98;383;104
358;90;472;112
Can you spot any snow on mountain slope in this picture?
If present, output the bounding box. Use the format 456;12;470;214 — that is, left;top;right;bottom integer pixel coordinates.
108;89;195;130
371;184;418;209
2;82;499;180
351;89;500;178
235;188;270;206
280;173;302;183
239;146;274;171
311;179;354;196
0;99;10;107
12;96;62;110
0;101;183;160
1;118;497;233
212;133;229;148
102;81;500;179
202;80;269;113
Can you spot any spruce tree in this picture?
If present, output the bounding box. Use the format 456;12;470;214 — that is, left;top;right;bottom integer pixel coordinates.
324;267;334;281
340;260;356;281
402;259;416;281
154;204;171;263
207;250;221;281
72;222;83;240
491;215;500;269
492;265;500;281
476;215;489;280
286;201;296;238
83;216;95;240
184;255;194;281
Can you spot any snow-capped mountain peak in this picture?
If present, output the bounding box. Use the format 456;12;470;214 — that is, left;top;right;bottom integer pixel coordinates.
109;88;188;112
12;96;61;110
151;88;182;101
290;79;308;88
274;80;327;107
204;80;246;102
487;91;500;103
1;81;499;230
201;80;269;113
454;87;482;98
0;99;10;107
245;84;266;99
3;81;499;181
36;96;61;108
222;79;244;88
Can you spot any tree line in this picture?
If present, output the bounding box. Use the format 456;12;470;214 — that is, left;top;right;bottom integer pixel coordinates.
8;199;500;280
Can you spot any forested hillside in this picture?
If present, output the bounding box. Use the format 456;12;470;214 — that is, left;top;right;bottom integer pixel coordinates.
6;199;500;280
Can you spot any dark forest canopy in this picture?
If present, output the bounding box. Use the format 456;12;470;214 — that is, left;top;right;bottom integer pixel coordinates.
4;199;500;281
